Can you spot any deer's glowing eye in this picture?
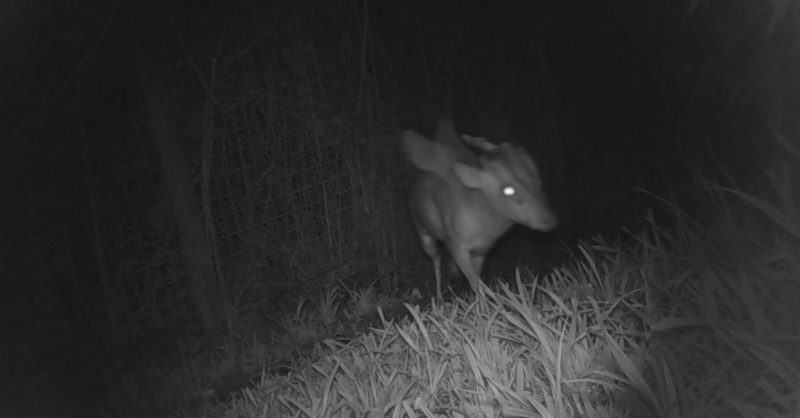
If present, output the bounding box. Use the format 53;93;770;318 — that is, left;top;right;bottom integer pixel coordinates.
502;186;516;197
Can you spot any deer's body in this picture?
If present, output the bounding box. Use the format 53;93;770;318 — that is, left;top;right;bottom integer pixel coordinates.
402;118;557;299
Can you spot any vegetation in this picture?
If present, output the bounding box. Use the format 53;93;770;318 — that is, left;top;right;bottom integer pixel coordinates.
122;149;797;416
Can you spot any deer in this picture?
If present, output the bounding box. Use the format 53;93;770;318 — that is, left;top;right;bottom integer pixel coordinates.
401;118;558;299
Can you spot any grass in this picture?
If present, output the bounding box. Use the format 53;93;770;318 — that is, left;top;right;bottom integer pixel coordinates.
120;141;799;417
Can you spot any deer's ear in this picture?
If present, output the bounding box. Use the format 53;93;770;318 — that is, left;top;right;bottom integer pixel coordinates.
402;130;460;179
453;162;484;188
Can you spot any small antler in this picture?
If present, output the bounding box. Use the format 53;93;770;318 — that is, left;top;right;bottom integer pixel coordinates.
461;135;500;153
